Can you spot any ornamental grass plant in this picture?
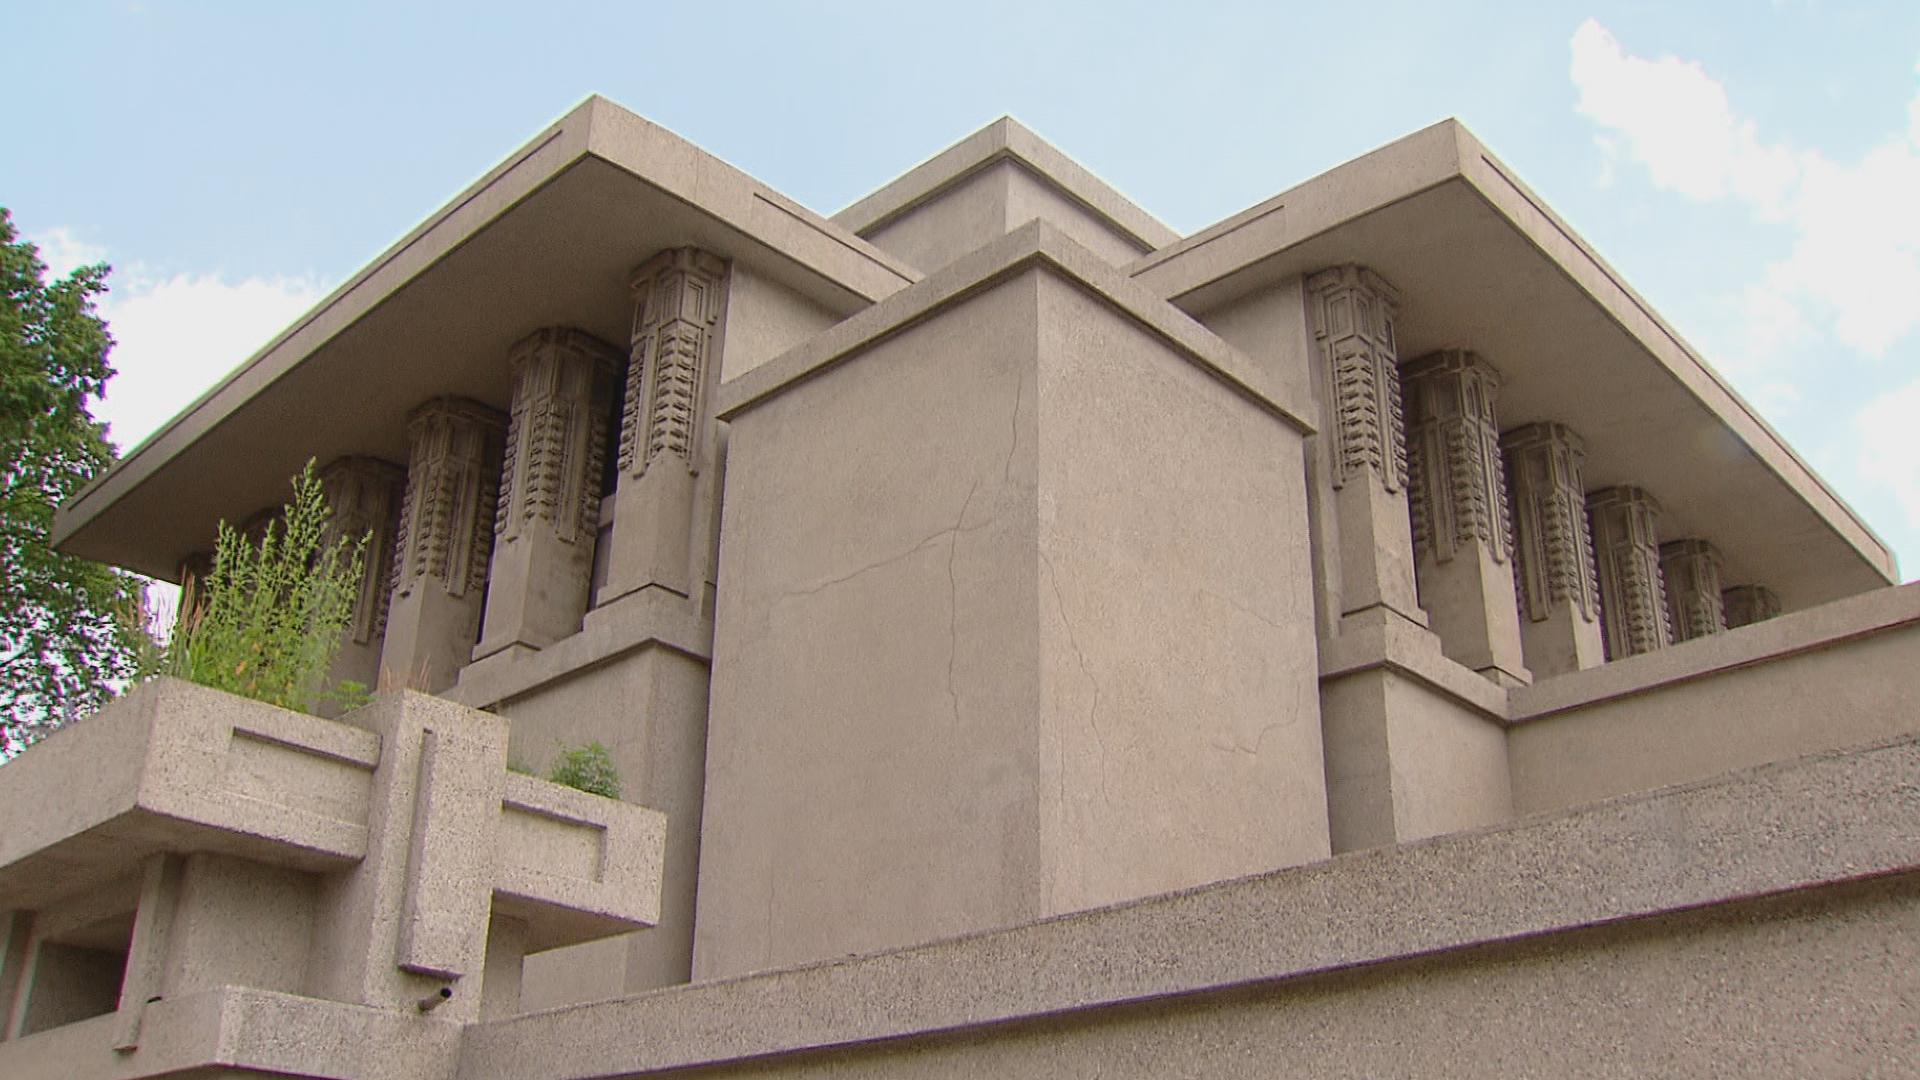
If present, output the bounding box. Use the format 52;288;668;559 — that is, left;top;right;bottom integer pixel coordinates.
165;460;368;713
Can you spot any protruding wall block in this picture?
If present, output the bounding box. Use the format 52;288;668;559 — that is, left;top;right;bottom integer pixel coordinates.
1304;265;1423;630
319;456;406;692
1587;486;1672;661
1402;350;1527;685
475;329;620;659
600;248;730;607
1723;584;1783;629
1660;539;1728;642
381;398;506;693
1503;423;1604;678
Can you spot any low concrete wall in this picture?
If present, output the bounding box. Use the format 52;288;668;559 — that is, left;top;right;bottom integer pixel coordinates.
459;732;1920;1080
1509;580;1920;815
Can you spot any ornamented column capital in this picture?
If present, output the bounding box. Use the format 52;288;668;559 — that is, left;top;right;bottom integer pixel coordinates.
1400;349;1527;682
1587;486;1673;660
393;397;507;602
477;328;621;658
1722;584;1782;629
622;248;729;480
499;328;620;547
1403;350;1511;567
1306;265;1407;494
1660;539;1728;643
1503;423;1599;625
318;456;406;646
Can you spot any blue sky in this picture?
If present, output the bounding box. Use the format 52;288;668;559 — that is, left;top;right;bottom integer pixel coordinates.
8;1;1920;580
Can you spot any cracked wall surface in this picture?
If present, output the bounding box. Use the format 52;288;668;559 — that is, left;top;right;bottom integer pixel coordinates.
694;260;1326;981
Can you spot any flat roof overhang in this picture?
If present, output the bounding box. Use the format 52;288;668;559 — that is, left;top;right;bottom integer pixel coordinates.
1131;120;1897;610
54;96;917;580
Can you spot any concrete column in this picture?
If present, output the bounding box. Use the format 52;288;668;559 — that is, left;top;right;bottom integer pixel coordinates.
0;910;31;1041
1304;265;1424;631
1587;486;1672;661
319;456;405;693
109;854;183;1051
1402;351;1528;685
1723;584;1782;629
474;328;620;660
380;397;506;693
1660;539;1728;643
599;248;729;607
1502;423;1604;678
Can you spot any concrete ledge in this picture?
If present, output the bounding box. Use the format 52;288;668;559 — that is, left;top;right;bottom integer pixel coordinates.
0;679;380;909
494;772;669;952
580;97;917;298
715;220;1316;434
0;986;461;1080
448;586;714;710
1512;579;1920;721
833;117;1178;253
457;731;1920;1080
1316;615;1509;720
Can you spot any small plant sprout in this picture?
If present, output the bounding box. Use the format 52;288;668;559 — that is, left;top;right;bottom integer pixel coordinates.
548;742;622;799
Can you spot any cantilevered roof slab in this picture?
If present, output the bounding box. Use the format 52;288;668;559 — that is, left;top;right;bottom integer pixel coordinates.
55;96;917;580
1131;120;1896;610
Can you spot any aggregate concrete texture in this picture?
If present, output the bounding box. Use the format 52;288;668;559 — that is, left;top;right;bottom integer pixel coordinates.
461;731;1920;1080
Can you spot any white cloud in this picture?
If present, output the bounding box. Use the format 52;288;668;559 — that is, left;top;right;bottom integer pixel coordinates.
94;271;325;453
29;225;327;454
1855;376;1920;532
1570;19;1800;217
1569;19;1920;359
34;227;108;279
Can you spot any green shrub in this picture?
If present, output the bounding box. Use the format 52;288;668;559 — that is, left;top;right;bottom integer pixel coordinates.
548;742;621;799
165;460;367;713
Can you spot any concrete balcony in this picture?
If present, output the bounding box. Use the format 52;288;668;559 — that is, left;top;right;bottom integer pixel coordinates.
0;679;667;1068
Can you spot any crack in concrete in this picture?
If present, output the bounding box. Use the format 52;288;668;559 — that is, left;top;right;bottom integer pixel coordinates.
1198;585;1287;633
777;531;953;603
1041;549;1111;808
1003;374;1023;484
944;476;981;730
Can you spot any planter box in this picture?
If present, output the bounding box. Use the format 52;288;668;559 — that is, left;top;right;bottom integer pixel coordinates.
0;678;379;912
0;679;667;1049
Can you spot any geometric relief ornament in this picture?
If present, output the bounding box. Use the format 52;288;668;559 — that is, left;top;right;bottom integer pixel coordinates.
1305;265;1408;494
319;456;406;644
1587;485;1673;660
1403;350;1512;566
1722;584;1782;629
392;397;508;601
1659;538;1727;643
497;328;620;547
1503;423;1600;625
621;248;728;479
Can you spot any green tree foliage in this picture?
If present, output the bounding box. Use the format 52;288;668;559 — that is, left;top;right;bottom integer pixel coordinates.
166;461;367;713
0;208;145;753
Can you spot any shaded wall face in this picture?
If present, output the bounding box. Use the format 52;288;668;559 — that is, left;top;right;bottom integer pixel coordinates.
695;268;1327;981
696;273;1048;980
1032;275;1328;914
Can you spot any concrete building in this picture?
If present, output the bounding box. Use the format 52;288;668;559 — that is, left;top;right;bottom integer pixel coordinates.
4;97;1917;1077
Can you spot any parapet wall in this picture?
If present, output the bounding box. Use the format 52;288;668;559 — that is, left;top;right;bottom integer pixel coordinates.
459;731;1920;1080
